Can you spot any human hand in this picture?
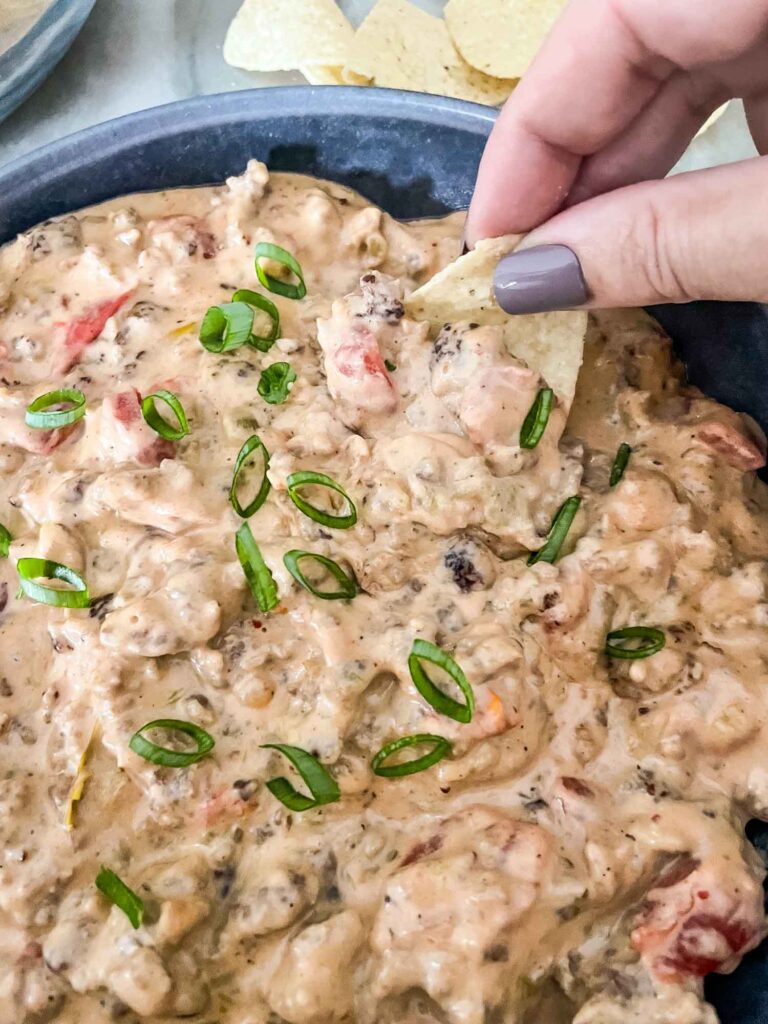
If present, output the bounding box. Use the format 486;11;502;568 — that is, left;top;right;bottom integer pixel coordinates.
465;0;768;312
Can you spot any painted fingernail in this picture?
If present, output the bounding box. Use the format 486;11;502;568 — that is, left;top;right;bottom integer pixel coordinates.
493;244;587;315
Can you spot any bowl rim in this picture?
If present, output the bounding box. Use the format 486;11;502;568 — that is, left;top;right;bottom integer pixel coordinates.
0;84;496;185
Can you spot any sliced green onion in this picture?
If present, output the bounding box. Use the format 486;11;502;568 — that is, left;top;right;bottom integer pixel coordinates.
261;743;340;811
283;550;357;601
408;639;474;723
527;495;581;566
17;558;89;608
610;442;632;486
0;523;11;559
605;626;665;660
95;867;144;929
520;388;553;449
199;301;254;353
230;435;271;519
25;388;86;429
258;362;297;405
254;242;306;300
371;734;452;778
231;288;281;352
140;389;189;441
286;470;357;530
384;359;397;373
129;718;215;767
235;522;279;612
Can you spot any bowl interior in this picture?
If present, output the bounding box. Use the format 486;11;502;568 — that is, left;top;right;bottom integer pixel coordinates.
0;85;767;1022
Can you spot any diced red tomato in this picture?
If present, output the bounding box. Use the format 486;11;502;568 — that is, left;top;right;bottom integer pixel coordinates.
695;420;766;472
59;290;134;371
334;337;393;385
631;857;765;982
104;389;175;467
112;389;142;426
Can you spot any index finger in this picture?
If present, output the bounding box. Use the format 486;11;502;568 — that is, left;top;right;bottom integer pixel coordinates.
465;0;761;242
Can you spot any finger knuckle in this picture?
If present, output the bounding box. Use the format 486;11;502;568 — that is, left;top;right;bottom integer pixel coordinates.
630;197;692;303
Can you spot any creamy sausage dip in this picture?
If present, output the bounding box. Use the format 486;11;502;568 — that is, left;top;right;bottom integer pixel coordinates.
1;163;768;1024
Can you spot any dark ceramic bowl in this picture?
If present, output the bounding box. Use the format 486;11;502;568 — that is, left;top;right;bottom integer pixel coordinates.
0;86;766;1021
0;0;96;124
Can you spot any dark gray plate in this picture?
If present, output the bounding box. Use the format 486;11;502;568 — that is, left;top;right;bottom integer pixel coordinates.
0;86;766;1021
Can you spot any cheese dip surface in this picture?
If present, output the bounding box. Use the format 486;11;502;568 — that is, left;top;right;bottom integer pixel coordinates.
1;163;768;1024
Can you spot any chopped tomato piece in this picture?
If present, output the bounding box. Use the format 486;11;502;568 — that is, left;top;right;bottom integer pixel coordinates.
60;290;134;371
695;420;766;472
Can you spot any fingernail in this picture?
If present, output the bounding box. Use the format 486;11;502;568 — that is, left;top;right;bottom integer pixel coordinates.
493;244;587;315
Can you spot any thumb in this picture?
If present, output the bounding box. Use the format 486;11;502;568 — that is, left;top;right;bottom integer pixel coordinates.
492;156;768;314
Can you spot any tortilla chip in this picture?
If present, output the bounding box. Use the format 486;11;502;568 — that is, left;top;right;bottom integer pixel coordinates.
500;309;587;405
406;235;586;402
405;234;522;327
301;64;345;85
344;0;516;106
224;0;353;73
695;102;729;137
445;0;566;79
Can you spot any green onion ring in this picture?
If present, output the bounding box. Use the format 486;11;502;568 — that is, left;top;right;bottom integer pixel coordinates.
95;867;144;929
17;557;90;608
527;495;582;566
235;522;279;612
371;734;452;778
610;442;632;487
140;389;189;441
230;435;271;519
283;550;357;601
199;301;254;353
286;470;357;530
520;388;554;449
25;388;86;429
605;625;666;660
408;639;474;723
258;361;297;405
254;242;307;300
0;523;11;559
261;743;340;811
129;718;215;767
231;288;281;351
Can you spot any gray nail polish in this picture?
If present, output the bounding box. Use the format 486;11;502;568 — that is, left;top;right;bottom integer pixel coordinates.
493;244;587;315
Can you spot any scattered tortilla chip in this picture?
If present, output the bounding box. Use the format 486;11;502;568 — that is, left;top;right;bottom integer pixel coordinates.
301;65;345;85
406;235;586;402
224;0;353;73
344;0;516;106
695;102;729;137
445;0;566;79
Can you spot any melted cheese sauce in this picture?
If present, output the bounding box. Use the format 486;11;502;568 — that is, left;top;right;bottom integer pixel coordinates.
1;164;768;1024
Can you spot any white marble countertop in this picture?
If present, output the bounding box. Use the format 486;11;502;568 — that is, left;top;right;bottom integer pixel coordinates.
0;0;758;173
